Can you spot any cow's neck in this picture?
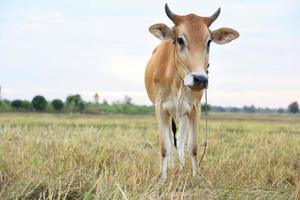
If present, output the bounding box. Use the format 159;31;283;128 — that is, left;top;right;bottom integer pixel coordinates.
160;84;202;119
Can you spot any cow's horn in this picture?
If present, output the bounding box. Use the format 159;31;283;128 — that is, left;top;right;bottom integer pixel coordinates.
206;8;221;27
165;3;180;24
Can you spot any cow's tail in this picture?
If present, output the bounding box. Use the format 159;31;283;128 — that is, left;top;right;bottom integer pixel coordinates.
171;118;177;148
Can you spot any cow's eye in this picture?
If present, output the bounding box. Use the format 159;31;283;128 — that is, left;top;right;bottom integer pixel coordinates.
177;37;185;47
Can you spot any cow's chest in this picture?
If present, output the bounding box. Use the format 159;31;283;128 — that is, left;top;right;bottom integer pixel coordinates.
161;89;195;119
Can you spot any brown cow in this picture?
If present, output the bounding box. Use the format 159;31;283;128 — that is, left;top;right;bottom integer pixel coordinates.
145;4;239;180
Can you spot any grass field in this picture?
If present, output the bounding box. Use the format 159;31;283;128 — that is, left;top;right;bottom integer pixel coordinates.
0;113;299;199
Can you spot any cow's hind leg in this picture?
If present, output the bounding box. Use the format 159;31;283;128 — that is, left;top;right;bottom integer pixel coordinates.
155;100;171;181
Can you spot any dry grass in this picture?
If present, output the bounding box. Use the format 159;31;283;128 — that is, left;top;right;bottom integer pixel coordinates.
0;113;299;199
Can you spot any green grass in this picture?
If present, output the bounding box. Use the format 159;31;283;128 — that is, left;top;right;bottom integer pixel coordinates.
0;113;299;199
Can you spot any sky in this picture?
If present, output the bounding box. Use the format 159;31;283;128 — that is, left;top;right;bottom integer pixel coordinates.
0;0;299;108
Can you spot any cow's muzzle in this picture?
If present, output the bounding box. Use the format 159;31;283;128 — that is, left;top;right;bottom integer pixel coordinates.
183;72;208;90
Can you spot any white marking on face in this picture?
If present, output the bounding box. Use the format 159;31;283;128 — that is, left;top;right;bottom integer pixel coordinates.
183;71;208;87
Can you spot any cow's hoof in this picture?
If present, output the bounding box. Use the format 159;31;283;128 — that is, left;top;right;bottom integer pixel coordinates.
179;164;184;171
192;170;198;177
159;174;167;182
168;162;175;170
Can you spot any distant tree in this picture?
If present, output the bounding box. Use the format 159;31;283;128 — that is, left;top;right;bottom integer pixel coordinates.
94;93;99;104
66;94;81;106
11;100;31;111
0;100;11;111
123;95;132;104
52;99;64;111
66;94;85;111
211;106;226;112
201;104;211;112
112;100;121;105
11;100;23;110
243;105;256;113
264;107;271;113
288;101;299;114
277;108;285;114
21;100;32;110
102;99;108;105
31;95;47;111
229;107;240;112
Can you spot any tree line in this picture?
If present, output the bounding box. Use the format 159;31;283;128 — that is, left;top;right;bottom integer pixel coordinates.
0;94;299;114
208;102;299;114
0;94;154;114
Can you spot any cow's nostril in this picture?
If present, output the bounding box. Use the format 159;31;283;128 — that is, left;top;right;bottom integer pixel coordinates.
193;75;208;86
193;76;199;83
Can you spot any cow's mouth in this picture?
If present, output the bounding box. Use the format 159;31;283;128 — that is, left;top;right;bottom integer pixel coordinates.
189;85;207;91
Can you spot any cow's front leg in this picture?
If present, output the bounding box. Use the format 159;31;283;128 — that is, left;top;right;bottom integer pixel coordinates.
176;115;189;170
188;107;200;176
155;100;171;181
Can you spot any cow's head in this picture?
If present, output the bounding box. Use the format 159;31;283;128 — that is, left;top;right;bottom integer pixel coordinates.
149;4;239;90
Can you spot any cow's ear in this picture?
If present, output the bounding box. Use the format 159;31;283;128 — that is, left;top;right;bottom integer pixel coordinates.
211;27;239;44
149;23;174;40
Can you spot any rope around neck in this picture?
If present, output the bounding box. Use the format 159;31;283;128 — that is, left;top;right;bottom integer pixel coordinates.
198;88;208;167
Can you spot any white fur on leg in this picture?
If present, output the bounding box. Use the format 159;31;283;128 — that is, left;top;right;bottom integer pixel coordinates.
160;137;171;181
191;155;197;176
160;124;171;180
178;149;185;170
177;115;189;170
188;137;198;177
160;155;168;181
168;146;175;169
156;99;172;181
188;106;200;177
168;123;175;170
